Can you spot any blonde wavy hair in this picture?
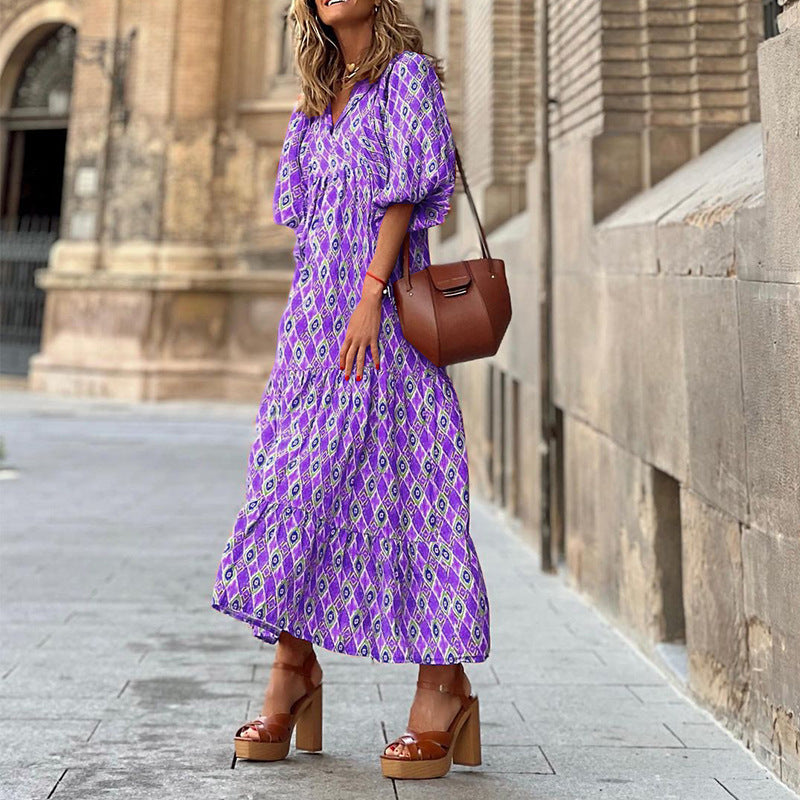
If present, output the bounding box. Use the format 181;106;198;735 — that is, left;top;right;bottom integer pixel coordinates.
289;0;445;118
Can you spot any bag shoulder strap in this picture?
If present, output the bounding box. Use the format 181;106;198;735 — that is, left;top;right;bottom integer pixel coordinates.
453;145;491;260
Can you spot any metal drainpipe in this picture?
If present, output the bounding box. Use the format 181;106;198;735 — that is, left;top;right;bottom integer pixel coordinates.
96;0;124;245
539;0;557;574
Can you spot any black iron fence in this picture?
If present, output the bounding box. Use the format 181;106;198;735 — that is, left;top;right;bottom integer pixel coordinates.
0;215;58;375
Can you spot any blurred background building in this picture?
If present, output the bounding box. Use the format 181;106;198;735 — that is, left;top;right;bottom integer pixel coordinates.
1;0;797;790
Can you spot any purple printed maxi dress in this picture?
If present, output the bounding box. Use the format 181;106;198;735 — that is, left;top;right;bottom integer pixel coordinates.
211;50;490;664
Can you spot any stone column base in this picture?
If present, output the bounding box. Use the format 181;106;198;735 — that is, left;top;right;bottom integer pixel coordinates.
28;265;294;403
28;354;273;403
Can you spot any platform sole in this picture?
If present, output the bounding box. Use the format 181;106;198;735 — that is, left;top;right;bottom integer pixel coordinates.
234;736;292;762
380;696;481;779
234;683;323;761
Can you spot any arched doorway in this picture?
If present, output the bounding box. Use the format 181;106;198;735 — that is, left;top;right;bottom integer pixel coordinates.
0;23;75;375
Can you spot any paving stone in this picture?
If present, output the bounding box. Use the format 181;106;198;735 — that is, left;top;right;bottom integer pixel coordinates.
52;762;394;800
626;684;687;704
395;773;735;799
471;744;553;774
512;683;645;716
544;744;775;780
0;668;129;698
1;391;797;800
134;662;255;683
719;777;800;800
531;717;684;749
0;765;70;800
0;623;65;651
660;719;741;750
0;718;99;761
492;650;661;686
0;695;118;720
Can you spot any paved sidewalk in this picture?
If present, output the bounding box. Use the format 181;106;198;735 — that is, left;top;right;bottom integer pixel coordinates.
1;389;797;800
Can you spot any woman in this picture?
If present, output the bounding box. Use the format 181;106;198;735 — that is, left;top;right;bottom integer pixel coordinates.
211;0;490;780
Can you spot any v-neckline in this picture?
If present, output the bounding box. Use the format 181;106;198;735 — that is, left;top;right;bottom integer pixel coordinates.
326;77;369;133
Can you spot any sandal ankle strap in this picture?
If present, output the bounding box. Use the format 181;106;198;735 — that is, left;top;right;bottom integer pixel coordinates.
415;664;470;704
272;649;318;695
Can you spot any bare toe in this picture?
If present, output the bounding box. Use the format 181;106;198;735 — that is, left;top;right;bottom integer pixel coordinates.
385;740;410;759
242;722;261;741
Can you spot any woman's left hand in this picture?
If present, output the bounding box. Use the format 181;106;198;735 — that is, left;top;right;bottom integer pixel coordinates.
339;282;383;381
338;204;411;381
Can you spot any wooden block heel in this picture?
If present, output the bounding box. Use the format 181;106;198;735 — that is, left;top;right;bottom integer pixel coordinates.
380;664;482;779
295;683;323;752
233;650;323;762
452;696;481;766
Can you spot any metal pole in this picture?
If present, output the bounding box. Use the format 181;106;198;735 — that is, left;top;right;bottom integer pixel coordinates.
538;0;557;574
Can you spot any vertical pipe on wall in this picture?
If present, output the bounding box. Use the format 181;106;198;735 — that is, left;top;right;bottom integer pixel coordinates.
95;0;123;245
538;0;556;573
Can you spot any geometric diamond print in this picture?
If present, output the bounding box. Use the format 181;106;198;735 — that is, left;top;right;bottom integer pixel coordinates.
211;51;490;665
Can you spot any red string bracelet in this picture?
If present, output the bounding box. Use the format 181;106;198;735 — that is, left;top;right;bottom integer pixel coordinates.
365;270;387;288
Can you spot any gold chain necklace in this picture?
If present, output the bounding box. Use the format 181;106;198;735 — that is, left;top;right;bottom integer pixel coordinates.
343;61;361;80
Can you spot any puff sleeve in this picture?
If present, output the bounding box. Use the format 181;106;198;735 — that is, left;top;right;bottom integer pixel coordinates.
272;104;312;230
376;51;456;232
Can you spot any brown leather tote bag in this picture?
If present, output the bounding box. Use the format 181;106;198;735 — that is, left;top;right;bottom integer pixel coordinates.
389;146;512;368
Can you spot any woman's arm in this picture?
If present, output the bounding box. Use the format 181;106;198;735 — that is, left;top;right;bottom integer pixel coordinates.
368;202;415;289
338;52;455;383
338;202;413;382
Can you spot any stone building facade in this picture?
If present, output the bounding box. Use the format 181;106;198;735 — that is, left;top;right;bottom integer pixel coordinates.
0;0;432;399
1;0;797;790
437;0;799;790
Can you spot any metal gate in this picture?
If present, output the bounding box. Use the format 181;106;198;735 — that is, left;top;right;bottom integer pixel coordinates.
0;215;58;375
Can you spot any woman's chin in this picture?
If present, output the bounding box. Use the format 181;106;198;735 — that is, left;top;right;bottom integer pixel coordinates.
320;0;371;24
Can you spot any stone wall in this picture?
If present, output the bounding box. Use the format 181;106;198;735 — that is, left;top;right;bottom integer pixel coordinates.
554;23;799;791
437;0;799;790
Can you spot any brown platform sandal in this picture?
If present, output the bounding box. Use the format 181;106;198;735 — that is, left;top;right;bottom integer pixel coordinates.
380;663;481;779
233;649;323;762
